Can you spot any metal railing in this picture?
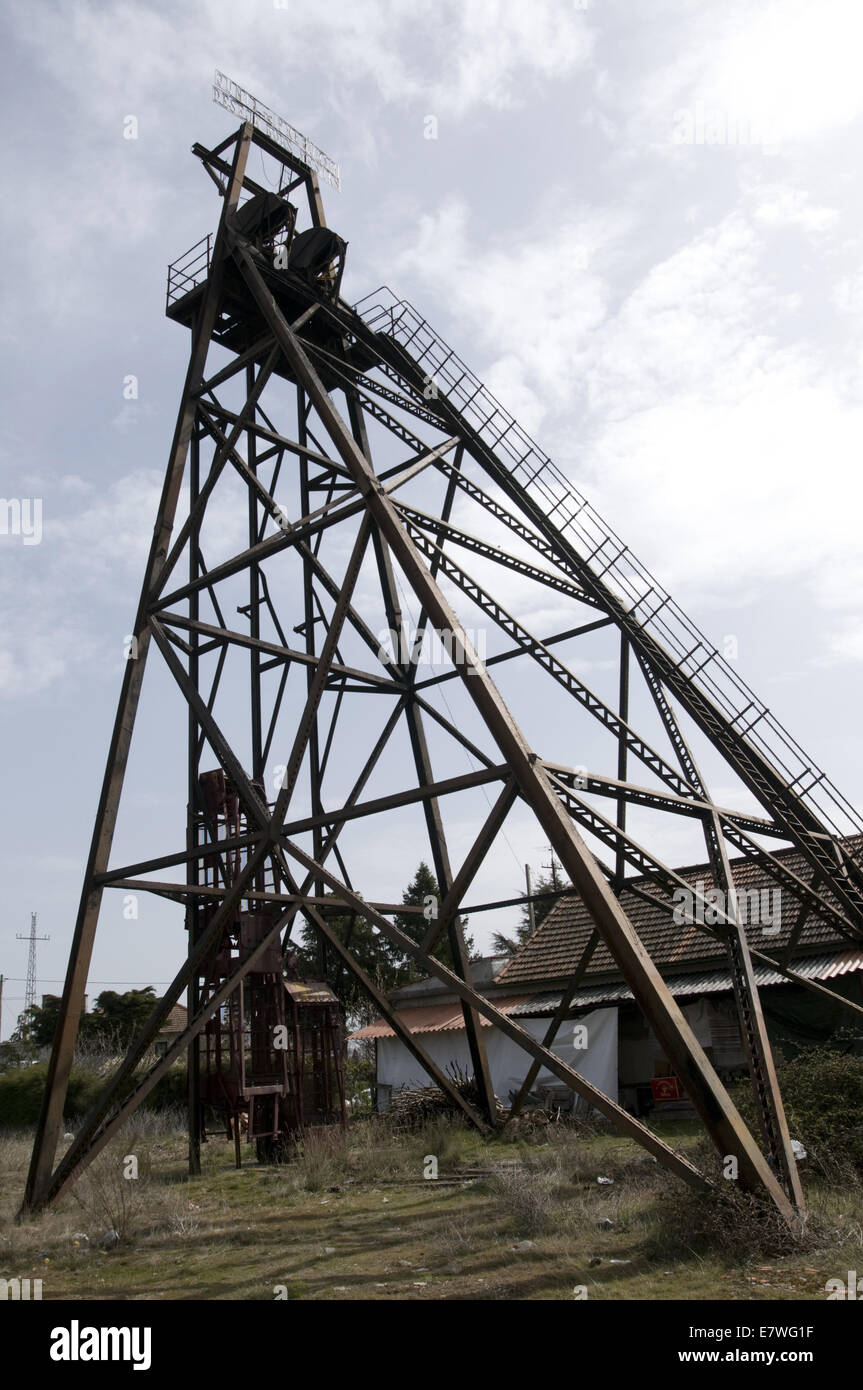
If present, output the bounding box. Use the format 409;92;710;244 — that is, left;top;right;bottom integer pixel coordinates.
354;286;863;843
167;234;212;309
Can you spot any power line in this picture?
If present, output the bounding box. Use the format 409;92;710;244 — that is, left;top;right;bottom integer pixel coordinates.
0;978;173;984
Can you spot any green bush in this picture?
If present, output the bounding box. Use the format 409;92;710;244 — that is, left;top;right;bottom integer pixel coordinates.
0;1064;105;1125
735;1042;863;1179
776;1045;863;1177
139;1063;189;1113
0;1065;54;1125
0;1061;188;1127
344;1053;375;1112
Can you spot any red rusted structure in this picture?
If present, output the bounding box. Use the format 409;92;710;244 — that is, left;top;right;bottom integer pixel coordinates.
195;769;345;1162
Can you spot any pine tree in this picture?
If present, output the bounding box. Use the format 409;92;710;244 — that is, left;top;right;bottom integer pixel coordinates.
295;862;477;1025
394;860;475;975
295;894;407;1029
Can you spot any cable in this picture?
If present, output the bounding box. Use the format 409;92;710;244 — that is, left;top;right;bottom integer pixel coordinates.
0;978;173;989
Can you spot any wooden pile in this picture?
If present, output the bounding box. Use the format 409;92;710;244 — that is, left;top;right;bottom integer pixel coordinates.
388;1065;507;1129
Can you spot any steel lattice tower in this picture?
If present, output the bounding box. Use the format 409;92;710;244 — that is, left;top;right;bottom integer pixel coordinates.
23;93;863;1224
17;913;49;1017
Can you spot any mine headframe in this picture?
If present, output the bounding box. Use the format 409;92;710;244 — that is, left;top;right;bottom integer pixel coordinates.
22;98;863;1233
167;132;350;372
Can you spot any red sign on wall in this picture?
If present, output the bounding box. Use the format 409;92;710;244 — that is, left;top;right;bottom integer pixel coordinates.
650;1076;683;1102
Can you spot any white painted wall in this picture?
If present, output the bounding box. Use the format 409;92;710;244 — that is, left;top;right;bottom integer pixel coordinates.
376;1007;618;1107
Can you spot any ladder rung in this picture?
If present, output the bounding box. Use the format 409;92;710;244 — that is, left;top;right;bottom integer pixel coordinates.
595;545;628;578
583;535;612;565
691;653;715;676
645;596;670;622
522;460;549;487
732;700;756;726
491;422;515;448
679;642;705;667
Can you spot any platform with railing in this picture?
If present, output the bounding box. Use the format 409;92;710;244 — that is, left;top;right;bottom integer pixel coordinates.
166;234;212;312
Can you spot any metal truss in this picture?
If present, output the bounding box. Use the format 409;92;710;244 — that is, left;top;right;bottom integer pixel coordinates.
23;120;863;1228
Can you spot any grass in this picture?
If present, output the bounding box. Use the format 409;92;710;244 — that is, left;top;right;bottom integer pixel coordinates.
1;1113;861;1301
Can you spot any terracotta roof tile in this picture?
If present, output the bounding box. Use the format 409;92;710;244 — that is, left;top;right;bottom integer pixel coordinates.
496;834;863;988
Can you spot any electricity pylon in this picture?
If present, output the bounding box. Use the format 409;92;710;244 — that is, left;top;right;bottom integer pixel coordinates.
17;913;49;1016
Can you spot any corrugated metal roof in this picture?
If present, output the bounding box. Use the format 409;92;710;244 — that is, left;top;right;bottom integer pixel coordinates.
507;950;863;1015
497;834;863;989
348;995;532;1040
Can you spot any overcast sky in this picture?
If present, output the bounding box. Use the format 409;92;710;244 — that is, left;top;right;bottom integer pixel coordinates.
2;0;862;1037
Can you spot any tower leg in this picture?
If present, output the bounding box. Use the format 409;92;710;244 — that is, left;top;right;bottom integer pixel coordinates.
22;126;254;1213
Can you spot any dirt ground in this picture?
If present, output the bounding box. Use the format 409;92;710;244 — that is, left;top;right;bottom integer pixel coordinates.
2;1113;860;1301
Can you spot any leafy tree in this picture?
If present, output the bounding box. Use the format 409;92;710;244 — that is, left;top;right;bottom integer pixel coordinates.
12;994;68;1046
82;988;158;1048
293;894;407;1030
17;989;160;1051
490;924;531;957
16;984;159;1045
0;1036;39;1072
294;862;476;1027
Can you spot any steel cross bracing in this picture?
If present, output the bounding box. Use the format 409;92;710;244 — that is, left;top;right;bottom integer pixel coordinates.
24;120;863;1226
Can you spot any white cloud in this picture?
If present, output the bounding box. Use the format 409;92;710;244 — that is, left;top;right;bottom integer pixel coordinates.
0;466;251;699
391;181;863;665
823;621;863;665
702;0;863;145
611;0;863;154
748;183;838;235
832;270;863;317
582;376;863;598
394;195;619;403
8;0;594;124
582;213;771;418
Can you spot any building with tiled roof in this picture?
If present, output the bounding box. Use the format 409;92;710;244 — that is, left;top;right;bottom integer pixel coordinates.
351;837;863;1117
497;836;863;993
154;1001;188;1056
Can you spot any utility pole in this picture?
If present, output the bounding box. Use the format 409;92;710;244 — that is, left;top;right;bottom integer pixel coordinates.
17;913;50;1016
542;850;562;891
525;865;536;935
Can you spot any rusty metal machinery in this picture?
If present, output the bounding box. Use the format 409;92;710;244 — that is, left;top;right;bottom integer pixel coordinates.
23;97;863;1227
193;769;345;1163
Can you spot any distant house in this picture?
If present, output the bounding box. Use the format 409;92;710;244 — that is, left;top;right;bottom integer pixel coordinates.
154;1002;188;1056
350;956;619;1117
350;836;863;1116
349;954;617;1113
